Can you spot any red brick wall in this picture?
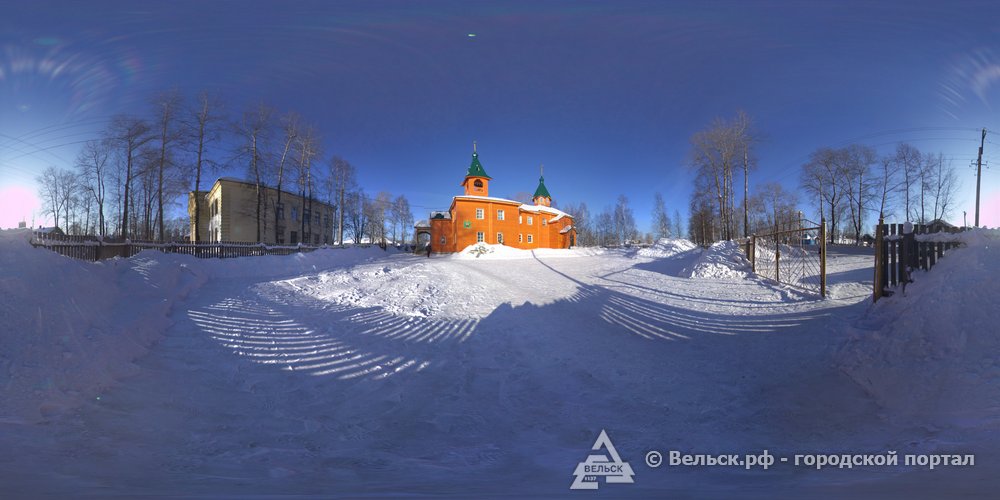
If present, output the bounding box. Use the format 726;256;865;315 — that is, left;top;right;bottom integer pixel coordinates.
429;198;575;252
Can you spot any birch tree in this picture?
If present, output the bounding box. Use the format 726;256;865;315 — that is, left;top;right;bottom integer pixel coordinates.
186;91;225;242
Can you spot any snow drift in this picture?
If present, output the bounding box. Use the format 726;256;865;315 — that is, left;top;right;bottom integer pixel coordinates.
636;238;698;259
838;228;1000;428
0;230;207;422
680;240;752;280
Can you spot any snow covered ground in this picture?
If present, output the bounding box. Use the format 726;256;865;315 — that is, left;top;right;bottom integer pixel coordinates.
1;229;997;497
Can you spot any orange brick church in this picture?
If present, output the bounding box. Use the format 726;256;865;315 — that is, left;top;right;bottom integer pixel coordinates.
425;145;575;253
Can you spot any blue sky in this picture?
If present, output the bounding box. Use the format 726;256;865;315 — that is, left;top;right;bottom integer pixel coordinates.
2;0;1000;230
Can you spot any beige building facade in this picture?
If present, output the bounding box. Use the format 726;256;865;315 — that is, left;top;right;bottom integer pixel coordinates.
188;178;334;245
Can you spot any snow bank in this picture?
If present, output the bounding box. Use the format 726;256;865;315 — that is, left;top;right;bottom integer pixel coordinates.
680;240;752;280
0;231;398;422
636;238;697;259
838;228;1000;428
0;230;207;422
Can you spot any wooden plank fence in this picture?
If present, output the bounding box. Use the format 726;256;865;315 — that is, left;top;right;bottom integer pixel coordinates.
873;220;965;302
30;232;330;261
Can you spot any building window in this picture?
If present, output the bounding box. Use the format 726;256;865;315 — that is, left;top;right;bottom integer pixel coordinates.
292;207;299;221
314;213;321;226
527;234;533;243
542;218;547;226
476;208;484;219
290;231;298;244
518;233;523;243
497;232;503;244
276;202;284;220
476;231;484;243
526;216;533;225
314;234;320;245
519;215;523;224
440;236;446;244
474;179;483;188
497;209;505;221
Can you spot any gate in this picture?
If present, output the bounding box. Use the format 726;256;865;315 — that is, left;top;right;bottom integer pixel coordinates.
748;218;827;297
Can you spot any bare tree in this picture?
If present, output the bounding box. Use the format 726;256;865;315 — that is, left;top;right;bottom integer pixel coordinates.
186;91;225;242
874;154;899;221
293;125;321;243
613;194;638;245
271;112;300;243
894;143;923;222
107;115;153;238
390;195;413;244
560;201;591;246
689;111;757;241
328;156;357;245
345;189;368;244
36;166;68;229
235;102;273;242
673;209;683;240
594;207;615;247
651;192;672;240
800;147;847;243
748;182;799;235
929;153;960;222
76;139;112;236
150;89;183;241
839;144;877;243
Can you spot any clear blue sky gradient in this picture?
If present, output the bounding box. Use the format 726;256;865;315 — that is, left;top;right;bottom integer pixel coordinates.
2;1;1000;230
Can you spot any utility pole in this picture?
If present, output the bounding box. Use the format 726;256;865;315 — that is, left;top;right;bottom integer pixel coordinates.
975;128;985;227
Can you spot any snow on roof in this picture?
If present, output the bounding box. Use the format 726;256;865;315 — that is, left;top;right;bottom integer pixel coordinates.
559;225;573;234
452;195;573;220
454;195;523;205
517;204;572;220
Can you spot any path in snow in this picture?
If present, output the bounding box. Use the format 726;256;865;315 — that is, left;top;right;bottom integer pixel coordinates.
5;245;980;497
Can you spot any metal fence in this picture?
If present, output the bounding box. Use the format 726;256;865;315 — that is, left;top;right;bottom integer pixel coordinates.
748;219;827;297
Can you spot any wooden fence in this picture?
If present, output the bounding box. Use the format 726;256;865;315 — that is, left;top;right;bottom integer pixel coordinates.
873;220;965;302
30;232;328;261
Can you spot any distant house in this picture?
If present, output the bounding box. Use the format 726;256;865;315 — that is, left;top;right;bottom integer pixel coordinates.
926;219;957;233
36;226;64;236
188;178;334;245
422;144;576;253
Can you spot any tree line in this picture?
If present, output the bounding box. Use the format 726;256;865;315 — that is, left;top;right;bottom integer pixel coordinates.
800;143;958;243
35;90;413;245
686;110;962;246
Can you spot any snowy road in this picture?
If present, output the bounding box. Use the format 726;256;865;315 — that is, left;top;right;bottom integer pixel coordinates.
2;242;994;497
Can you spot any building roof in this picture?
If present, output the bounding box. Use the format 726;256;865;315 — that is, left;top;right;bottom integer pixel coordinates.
533;175;551;199
449;195;574;220
466;151;491;179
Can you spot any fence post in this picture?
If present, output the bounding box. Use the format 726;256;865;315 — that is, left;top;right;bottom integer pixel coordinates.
873;216;884;303
900;222;915;294
819;217;827;298
750;235;756;273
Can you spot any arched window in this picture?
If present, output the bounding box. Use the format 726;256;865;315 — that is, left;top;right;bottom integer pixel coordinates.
473;179;483;188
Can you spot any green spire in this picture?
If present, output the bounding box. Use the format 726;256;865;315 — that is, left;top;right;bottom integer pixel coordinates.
466;142;491;179
533;175;551;199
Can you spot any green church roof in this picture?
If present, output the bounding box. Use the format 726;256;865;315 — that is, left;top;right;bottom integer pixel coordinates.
533;175;552;199
466;152;491;179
